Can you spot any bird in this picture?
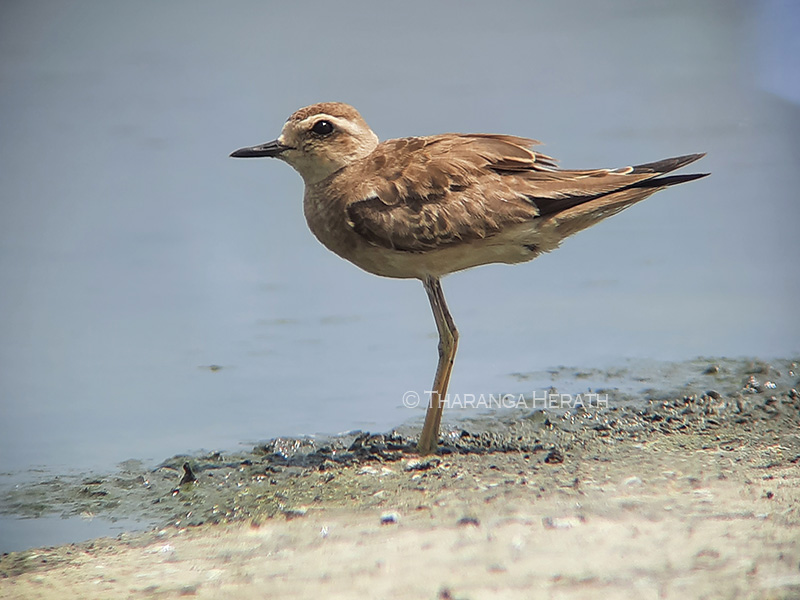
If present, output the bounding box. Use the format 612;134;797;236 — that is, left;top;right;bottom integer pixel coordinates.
230;102;708;455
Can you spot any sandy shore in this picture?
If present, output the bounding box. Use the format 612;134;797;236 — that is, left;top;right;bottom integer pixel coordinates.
2;358;799;599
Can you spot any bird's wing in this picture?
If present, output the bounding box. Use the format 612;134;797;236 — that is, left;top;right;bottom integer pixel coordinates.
342;134;703;252
342;135;545;251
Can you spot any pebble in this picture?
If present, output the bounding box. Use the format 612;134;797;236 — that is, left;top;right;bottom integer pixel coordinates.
380;511;400;525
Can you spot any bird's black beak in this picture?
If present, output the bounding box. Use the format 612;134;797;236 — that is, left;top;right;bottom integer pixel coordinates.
230;140;289;158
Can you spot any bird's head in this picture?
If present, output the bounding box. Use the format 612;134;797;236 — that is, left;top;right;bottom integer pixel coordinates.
230;102;379;185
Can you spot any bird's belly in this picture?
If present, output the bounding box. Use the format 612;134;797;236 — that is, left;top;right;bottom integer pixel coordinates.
333;228;547;280
304;193;551;280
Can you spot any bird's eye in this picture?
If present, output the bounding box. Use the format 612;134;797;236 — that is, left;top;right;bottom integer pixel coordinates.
311;120;334;136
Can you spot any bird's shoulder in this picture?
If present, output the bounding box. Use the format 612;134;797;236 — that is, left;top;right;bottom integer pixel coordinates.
333;134;554;252
362;133;558;188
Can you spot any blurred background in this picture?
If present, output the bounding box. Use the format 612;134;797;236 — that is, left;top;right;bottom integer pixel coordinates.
1;0;798;549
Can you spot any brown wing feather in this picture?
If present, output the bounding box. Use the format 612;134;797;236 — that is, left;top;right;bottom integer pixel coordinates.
344;135;546;251
343;134;704;252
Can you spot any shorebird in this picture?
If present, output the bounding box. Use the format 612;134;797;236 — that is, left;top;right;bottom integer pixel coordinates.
230;102;707;455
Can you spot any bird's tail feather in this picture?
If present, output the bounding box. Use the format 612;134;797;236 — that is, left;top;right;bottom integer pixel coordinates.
543;155;709;241
631;153;706;175
632;171;709;189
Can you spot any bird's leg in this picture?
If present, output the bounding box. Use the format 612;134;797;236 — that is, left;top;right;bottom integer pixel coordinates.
417;276;459;455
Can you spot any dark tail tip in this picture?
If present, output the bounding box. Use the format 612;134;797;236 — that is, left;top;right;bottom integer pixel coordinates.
635;171;710;189
632;153;707;175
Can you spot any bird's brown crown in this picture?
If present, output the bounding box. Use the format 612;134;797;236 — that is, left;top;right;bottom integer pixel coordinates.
288;102;366;124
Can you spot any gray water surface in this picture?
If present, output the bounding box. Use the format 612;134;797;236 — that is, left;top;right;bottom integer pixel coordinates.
1;1;798;552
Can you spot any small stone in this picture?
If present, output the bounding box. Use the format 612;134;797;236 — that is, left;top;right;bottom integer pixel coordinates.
283;507;308;519
179;463;196;485
380;511;400;525
542;516;583;529
404;457;441;471
544;448;564;464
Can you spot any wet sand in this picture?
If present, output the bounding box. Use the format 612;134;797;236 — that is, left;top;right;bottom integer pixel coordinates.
1;358;799;599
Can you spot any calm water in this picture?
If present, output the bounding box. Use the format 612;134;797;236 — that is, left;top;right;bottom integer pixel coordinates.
1;1;798;551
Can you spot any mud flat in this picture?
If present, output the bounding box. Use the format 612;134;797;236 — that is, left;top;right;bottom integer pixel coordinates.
1;358;799;599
